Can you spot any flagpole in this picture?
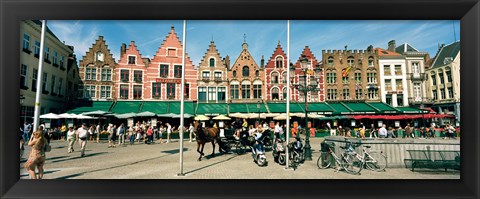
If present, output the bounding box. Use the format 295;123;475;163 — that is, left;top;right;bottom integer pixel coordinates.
285;20;291;170
33;20;47;132
178;20;186;176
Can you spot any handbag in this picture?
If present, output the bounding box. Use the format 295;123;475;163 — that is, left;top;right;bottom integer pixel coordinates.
44;141;52;152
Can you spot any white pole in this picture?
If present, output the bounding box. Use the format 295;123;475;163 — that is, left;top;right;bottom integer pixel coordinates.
178;20;186;176
285;20;291;169
33;20;47;132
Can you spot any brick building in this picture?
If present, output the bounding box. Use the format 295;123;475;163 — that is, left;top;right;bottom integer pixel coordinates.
264;41;289;101
115;41;149;100
291;46;324;102
321;46;380;101
79;36;116;101
196;40;229;103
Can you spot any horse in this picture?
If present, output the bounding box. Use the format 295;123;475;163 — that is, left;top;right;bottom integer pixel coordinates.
193;120;223;161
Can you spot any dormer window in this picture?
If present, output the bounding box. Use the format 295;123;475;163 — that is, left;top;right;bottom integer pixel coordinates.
96;51;104;62
209;58;215;67
275;57;283;68
443;57;453;64
242;66;249;77
128;56;136;64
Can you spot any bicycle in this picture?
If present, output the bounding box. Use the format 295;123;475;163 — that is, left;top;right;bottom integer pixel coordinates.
317;141;362;175
343;138;387;172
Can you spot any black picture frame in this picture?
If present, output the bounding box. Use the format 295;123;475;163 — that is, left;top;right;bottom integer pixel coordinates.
1;0;478;198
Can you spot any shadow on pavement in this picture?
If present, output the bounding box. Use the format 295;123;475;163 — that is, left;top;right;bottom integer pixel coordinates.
20;169;61;177
184;155;239;175
51;152;108;163
162;148;189;154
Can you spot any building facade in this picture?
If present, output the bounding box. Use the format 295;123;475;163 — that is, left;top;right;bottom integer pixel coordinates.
425;41;460;124
264;42;289;101
227;41;265;103
115;41;149;100
78;36;116;101
321;46;380;102
20;20;77;123
291;46;324;102
148;27;197;101
196;40;229;103
376;47;409;107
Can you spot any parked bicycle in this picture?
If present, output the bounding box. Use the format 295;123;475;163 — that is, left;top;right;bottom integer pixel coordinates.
317;141;362;175
343;138;387;172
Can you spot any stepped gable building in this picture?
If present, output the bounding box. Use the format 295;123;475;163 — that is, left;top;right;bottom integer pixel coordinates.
197;40;229;103
115;41;149;100
79;36;116;101
227;40;265;102
376;47;408;107
321;46;380;101
264;41;290;101
291;46;324;102
149;26;197;101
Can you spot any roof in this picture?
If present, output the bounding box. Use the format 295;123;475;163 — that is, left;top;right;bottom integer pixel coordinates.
31;20;62;43
375;48;402;57
431;41;460;68
395;43;419;53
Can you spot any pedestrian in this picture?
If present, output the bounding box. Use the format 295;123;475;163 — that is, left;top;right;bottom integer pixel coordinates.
337;126;343;136
166;123;172;143
96;123;101;143
88;125;96;141
242;119;248;131
76;123;89;157
117;123;125;146
60;124;67;141
248;125;256;136
24;129;48;179
108;124;116;148
369;124;377;138
158;125;164;143
404;123;413;138
22;121;32;144
188;123;195;142
274;122;282;140
378;124;387;138
359;123;366;138
387;126;396;138
66;127;76;153
146;126;153;144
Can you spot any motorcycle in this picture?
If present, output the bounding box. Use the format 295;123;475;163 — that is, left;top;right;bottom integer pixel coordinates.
272;138;286;165
287;137;304;163
251;135;268;167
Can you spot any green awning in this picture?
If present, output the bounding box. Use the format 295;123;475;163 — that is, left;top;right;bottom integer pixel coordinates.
229;103;248;113
396;107;429;114
300;102;334;114
326;103;351;114
111;101;143;114
342;102;377;114
141;101;169;114
246;103;268;113
266;102;304;113
67;101;114;114
367;102;399;114
168;101;195;115
196;103;228;116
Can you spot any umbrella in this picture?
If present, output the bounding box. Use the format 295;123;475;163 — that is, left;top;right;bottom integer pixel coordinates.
229;113;249;119
77;114;94;119
82;110;109;116
58;113;77;119
115;112;137;119
212;115;231;120
172;113;193;118
263;113;280;117
307;113;325;119
247;113;266;119
273;113;290;120
136;111;157;117
194;115;210;121
157;113;177;118
39;113;60;119
291;113;305;117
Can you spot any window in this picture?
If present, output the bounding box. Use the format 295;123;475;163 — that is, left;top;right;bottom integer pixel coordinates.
58;78;63;95
167;83;175;98
299;76;305;85
242;66;249;77
44;47;50;61
253;84;261;99
202;71;210;79
85;68;97;80
20;64;27;87
121;70;129;82
42;73;48;92
397;94;404;106
326;72;337;84
276;57;283;68
342;76;349;84
242;84;250;99
385;79;391;90
447;87;453;99
355;89;363;100
343;88;350;100
440;88;445;99
413;83;421;101
96;52;104;62
134;71;142;82
100;86;111;99
354;72;361;83
209;58;215;67
84;85;96;98
198;87;207;102
230;84;239;99
185;83;190;99
411;62;420;75
133;85;142;99
51;75;56;94
174;65;182;78
59;56;65;68
256;70;259;77
368;57;374;67
167;49;176;56
233;71;237;77
120;85;129;99
438;71;444;84
431;73;437;85
367;72;377;84
217;87;226;102
128;56;136;64
101;68;112;81
327;89;337;100
214;72;222;80
367;88;378;100
52;51;58;65
32;68;38;91
283;87;287;100
396;79;403;90
152;83;161;98
160;64;169;77
208;87;216;101
386;94;392;106
328;57;334;67
347;57;354;67
446;70;452;83
34;40;40;57
432;90;438;100
271;72;279;84
23;33;30;51
282;72;287;83
272;87;279;100
383;65;391;76
394;65;402;75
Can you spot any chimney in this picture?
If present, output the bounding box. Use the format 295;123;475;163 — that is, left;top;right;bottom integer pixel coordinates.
120;43;126;59
388;40;396;52
225;55;230;69
260;55;265;68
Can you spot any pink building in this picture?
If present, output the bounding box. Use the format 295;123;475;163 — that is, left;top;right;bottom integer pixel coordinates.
115;41;148;100
264;41;290;101
291;46;325;102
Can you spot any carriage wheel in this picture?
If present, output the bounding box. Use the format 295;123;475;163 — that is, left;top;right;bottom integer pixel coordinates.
235;142;246;155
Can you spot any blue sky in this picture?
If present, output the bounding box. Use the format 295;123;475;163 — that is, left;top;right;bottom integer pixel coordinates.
48;20;459;67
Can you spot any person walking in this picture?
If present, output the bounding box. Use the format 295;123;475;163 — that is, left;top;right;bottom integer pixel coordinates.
108;124;116;148
128;126;135;145
387;126;396;138
117;123;125;146
60;124;67;141
96;123;101;143
24;129;47;179
76;123;89;157
378;124;387;138
22;121;32;144
66;127;76;153
369;124;378;138
274;122;282;140
88;125;96;141
146;126;153;144
359;123;366;138
166;123;172;143
404;123;413;138
188;123;195;142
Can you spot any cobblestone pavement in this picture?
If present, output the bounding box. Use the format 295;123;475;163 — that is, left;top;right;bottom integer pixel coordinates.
20;137;460;179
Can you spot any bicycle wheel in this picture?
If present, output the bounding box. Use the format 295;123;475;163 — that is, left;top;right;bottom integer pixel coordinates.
341;153;363;175
317;152;332;169
235;142;246;155
365;151;387;171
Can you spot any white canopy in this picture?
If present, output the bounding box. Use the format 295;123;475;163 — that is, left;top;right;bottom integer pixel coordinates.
194;115;210;121
212;115;231;120
39;113;60;119
57;113;77;119
136;111;157;117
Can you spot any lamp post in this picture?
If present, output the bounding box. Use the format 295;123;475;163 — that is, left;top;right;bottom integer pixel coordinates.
290;55;321;161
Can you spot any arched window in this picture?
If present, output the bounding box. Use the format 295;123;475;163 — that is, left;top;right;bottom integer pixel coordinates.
283;87;287;100
275;56;283;68
271;72;279;84
255;70;259;77
328;56;334;67
347;56;354;67
233;71;237;77
96;51;104;62
282;72;287;83
209;58;215;67
242;66;249;77
368;56;374;66
272;87;279;100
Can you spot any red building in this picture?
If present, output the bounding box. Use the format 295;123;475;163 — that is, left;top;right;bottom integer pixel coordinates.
291;46;325;102
264;41;290;101
115;41;148;100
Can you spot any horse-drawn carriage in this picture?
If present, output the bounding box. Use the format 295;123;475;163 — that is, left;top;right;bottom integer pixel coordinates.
220;128;273;155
